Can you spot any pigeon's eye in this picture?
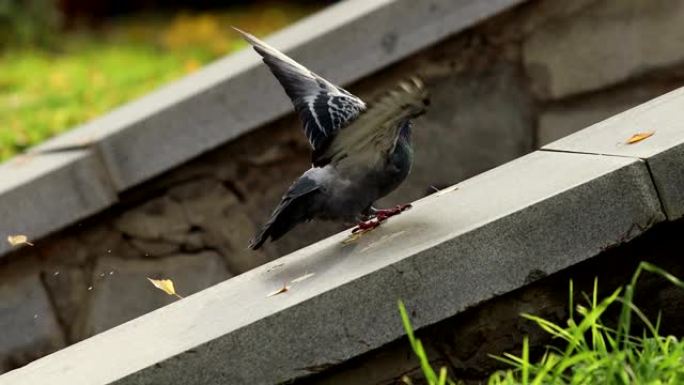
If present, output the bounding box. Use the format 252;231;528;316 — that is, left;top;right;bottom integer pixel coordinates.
423;98;430;106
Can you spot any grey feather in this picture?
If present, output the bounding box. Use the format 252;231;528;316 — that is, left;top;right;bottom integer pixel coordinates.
234;27;365;150
313;77;428;168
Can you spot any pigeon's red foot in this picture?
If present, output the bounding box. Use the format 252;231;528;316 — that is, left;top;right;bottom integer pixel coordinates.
352;218;381;233
351;204;412;233
374;203;412;220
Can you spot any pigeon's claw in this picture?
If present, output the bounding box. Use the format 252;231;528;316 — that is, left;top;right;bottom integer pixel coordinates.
352;218;382;233
374;203;412;220
351;204;412;234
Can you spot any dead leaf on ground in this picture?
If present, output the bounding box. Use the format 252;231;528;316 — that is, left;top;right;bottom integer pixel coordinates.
626;131;654;144
147;278;183;299
267;283;290;297
7;235;33;246
342;224;378;244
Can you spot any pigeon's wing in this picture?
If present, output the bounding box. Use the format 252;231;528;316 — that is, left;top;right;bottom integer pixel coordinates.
235;28;366;150
313;78;428;168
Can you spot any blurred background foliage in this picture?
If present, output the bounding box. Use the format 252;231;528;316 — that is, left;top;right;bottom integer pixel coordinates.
0;0;324;161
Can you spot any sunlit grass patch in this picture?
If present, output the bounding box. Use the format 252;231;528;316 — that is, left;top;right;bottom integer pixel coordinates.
0;3;320;161
399;262;684;385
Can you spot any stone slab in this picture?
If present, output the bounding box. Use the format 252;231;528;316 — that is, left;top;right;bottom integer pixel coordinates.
524;0;684;99
0;273;65;372
0;150;664;385
34;0;525;192
0;151;117;257
84;252;231;337
544;86;684;220
536;84;677;146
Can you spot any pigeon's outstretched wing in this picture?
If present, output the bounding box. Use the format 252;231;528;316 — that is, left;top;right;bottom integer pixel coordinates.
313;77;429;168
234;27;366;150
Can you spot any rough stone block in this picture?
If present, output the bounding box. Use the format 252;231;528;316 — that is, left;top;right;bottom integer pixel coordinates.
544;86;684;220
0;273;64;372
41;267;88;343
166;178;268;272
77;225;141;260
83;252;231;337
0;151;117;257
524;0;684;98
167;178;239;227
34;0;525;192
38;237;90;266
2;150;664;385
201;206;266;274
647;147;684;221
161;230;205;252
129;239;179;258
114;196;189;240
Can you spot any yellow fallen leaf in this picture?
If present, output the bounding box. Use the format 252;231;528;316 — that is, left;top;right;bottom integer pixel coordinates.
7;235;33;246
147;278;183;299
626;131;654;144
267;283;290;297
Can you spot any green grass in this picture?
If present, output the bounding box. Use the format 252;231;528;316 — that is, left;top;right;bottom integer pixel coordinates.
399;262;684;385
0;4;319;161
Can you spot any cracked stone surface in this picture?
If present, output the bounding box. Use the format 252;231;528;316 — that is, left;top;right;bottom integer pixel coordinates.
83;252;231;337
524;0;684;98
0;273;65;372
114;196;190;240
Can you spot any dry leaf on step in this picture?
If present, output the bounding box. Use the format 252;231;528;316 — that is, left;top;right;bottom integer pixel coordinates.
267;283;290;297
7;235;33;246
626;131;654;144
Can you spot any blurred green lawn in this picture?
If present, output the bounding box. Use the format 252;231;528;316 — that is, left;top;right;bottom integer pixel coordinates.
0;4;319;161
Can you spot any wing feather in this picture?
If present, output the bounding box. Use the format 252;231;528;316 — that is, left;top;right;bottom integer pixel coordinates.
234;27;365;150
313;77;428;168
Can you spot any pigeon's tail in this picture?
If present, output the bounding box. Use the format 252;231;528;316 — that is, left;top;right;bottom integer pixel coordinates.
248;196;312;250
249;220;281;250
248;231;269;250
249;177;320;250
249;204;296;250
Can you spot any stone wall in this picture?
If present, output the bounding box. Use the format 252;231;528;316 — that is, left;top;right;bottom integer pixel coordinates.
2;0;684;373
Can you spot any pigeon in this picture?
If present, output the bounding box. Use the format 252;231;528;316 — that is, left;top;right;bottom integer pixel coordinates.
234;28;430;250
